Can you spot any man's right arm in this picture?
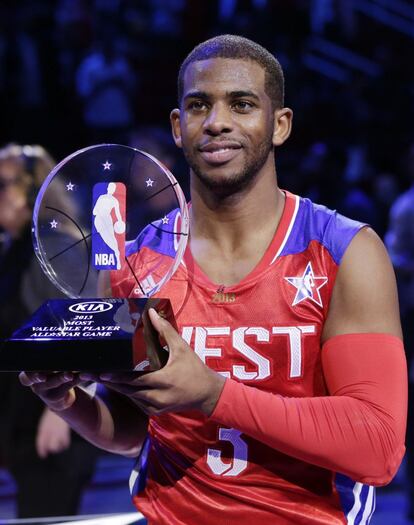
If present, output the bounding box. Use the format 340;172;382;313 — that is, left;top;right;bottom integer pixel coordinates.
19;372;148;457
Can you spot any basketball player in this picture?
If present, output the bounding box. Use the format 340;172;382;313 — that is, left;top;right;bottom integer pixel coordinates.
20;35;407;524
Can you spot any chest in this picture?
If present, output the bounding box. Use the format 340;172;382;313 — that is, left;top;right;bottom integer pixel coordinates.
189;236;274;287
168;248;336;397
192;257;260;287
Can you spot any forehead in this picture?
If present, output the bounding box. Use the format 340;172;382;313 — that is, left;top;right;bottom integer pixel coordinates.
182;58;266;97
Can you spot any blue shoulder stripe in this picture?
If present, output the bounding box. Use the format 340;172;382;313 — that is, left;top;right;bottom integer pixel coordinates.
280;197;366;265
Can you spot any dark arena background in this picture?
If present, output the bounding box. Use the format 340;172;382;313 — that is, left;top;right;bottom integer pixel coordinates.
0;1;413;524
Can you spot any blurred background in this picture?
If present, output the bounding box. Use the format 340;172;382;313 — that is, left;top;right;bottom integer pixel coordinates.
0;0;413;523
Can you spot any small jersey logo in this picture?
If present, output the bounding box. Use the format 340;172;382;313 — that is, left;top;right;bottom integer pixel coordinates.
92;181;126;270
285;261;328;307
212;292;236;304
69;301;114;313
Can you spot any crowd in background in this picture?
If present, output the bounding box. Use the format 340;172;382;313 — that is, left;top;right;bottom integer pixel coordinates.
0;0;412;232
0;0;413;519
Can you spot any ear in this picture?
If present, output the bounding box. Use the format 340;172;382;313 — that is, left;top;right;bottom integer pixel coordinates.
170;109;182;149
272;107;293;147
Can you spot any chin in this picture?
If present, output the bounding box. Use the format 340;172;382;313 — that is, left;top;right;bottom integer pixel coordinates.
195;167;256;196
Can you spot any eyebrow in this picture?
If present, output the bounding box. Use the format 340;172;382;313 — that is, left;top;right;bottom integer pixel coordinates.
229;90;260;101
184;90;260;101
184;90;209;101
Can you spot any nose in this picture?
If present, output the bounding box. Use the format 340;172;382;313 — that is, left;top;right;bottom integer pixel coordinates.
202;102;233;136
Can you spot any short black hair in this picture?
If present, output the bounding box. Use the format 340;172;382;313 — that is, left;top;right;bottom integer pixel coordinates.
177;34;284;109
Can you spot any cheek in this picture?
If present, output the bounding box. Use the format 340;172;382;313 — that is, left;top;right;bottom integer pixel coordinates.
180;123;200;149
238;113;273;141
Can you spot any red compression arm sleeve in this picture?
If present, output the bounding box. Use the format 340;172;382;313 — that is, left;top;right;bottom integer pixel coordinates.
210;333;407;486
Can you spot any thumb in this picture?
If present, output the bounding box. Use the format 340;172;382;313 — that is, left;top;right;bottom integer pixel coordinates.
148;308;184;351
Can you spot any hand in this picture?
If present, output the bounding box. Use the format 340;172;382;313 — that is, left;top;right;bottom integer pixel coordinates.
36;408;71;458
19;371;82;412
80;309;226;416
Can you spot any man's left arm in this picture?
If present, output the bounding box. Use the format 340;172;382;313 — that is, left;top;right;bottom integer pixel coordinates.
208;227;407;486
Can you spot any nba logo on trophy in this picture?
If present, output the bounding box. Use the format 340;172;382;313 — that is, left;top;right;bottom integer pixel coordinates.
92;182;126;270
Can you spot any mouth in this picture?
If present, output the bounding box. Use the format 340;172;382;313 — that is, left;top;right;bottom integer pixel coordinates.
198;141;242;165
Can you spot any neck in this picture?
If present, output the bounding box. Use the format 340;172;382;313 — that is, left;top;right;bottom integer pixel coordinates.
189;160;284;250
187;161;286;286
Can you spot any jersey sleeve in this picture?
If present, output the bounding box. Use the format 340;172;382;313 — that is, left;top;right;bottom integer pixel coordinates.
210;333;407;486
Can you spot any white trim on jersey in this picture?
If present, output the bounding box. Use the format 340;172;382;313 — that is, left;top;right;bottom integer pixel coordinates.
269;194;300;265
347;483;376;525
347;482;363;524
56;512;145;524
360;486;376;524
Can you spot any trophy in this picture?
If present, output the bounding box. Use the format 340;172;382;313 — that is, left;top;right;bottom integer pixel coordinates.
0;144;189;371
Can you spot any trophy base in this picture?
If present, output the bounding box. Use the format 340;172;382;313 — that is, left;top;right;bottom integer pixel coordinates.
0;297;173;371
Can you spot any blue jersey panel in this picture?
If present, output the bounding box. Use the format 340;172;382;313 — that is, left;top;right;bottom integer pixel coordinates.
280;197;366;265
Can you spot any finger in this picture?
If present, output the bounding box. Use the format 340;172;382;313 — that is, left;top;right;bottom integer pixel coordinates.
19;371;48;386
19;372;74;389
148;308;183;349
50;388;76;411
31;380;77;411
29;374;76;395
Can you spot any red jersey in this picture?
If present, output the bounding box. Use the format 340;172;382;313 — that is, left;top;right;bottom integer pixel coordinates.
111;191;374;525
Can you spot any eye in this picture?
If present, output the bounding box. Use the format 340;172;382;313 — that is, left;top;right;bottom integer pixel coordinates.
188;100;208;112
232;100;254;112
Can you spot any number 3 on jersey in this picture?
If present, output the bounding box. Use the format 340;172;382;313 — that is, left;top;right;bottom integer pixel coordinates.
207;428;248;476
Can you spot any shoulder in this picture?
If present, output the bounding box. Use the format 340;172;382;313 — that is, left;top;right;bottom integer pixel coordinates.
322;226;402;341
339;226;393;280
282;193;365;265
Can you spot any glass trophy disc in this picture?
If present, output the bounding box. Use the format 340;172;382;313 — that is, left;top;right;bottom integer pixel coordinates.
32;144;189;299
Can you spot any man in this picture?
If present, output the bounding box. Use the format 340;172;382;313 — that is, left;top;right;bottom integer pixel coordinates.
20;35;407;524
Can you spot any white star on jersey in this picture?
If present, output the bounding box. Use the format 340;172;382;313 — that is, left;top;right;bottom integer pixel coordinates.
50;219;58;229
102;161;112;170
285;262;328;307
66;181;75;191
